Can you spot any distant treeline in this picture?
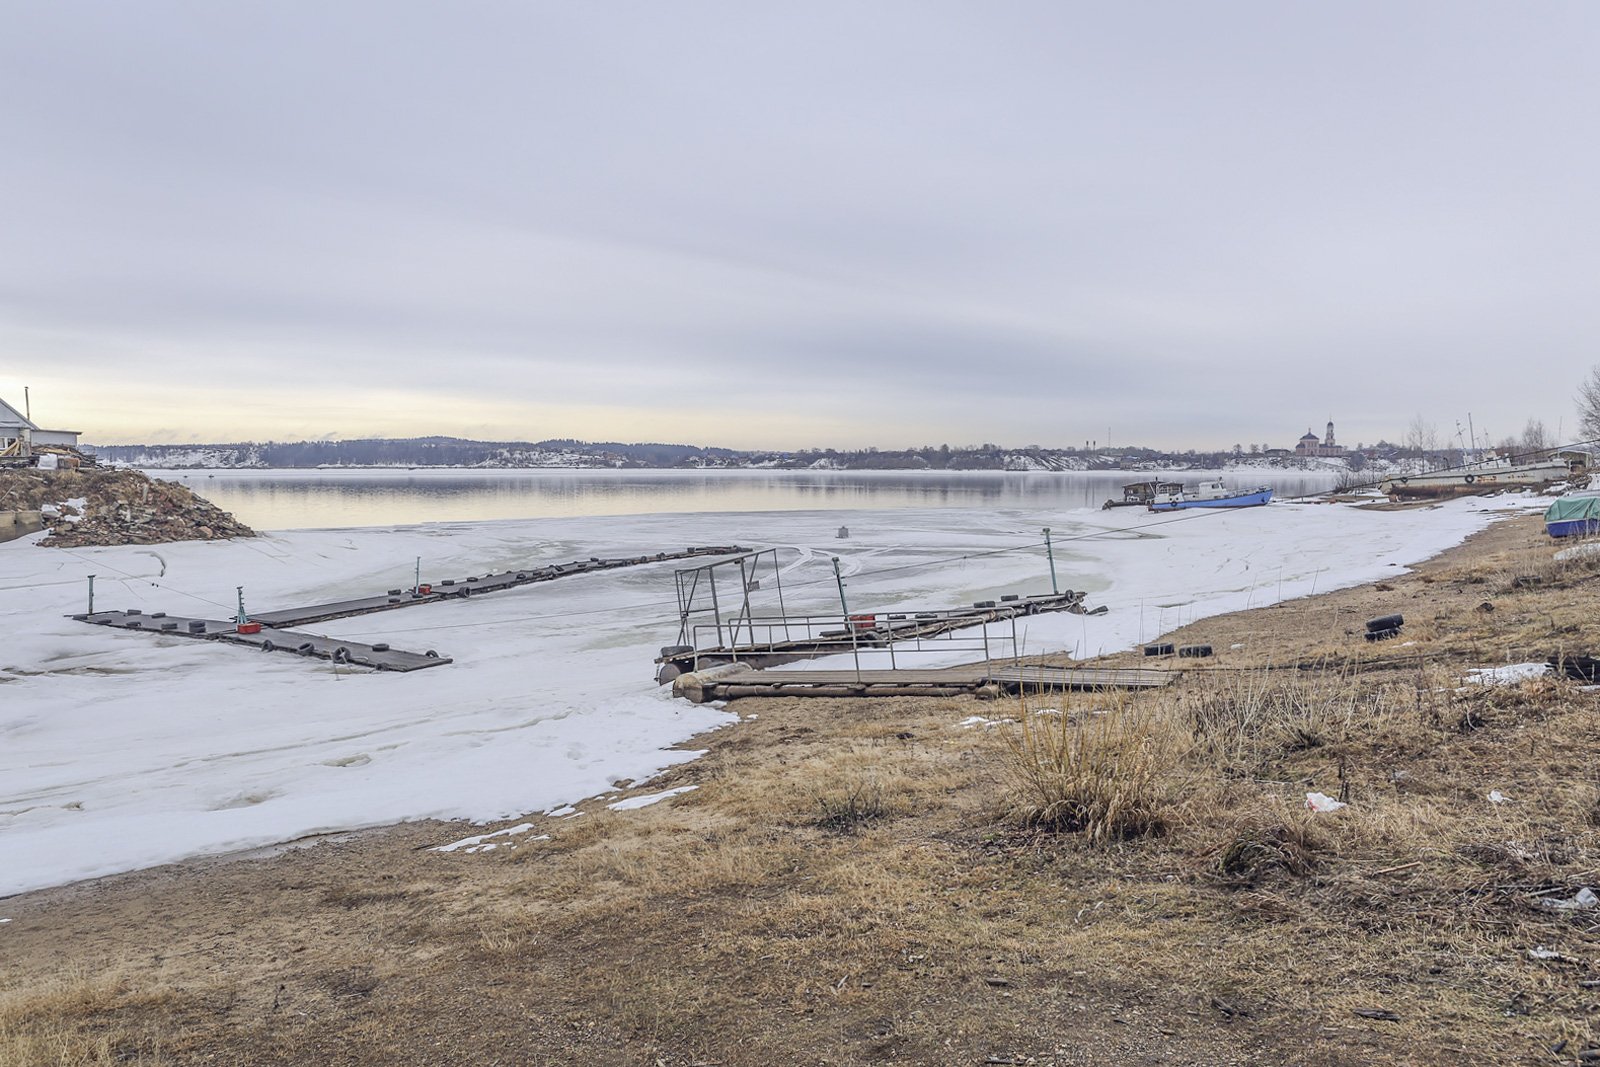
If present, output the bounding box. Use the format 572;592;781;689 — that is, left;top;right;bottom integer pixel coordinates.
85;436;1358;471
90;437;742;468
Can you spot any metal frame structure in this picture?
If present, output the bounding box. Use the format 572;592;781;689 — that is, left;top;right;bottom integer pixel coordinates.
672;549;789;651
685;610;1022;675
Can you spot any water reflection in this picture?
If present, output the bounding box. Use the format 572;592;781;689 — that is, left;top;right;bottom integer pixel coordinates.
152;468;1341;531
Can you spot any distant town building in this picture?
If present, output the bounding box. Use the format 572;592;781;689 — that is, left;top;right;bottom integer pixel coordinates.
1294;421;1345;457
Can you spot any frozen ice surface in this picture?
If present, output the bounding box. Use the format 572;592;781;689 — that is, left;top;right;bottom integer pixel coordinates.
0;495;1510;896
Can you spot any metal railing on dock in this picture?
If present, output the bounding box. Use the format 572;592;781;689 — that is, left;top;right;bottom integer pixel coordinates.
655;590;1101;681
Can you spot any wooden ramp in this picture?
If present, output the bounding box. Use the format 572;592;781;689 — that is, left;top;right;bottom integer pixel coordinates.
74;609;451;672
674;662;1171;702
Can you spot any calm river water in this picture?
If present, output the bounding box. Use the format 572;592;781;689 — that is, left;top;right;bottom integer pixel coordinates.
147;468;1342;531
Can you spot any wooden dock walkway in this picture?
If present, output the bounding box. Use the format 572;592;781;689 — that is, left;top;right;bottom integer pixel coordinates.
75;609;450;671
673;662;1171;702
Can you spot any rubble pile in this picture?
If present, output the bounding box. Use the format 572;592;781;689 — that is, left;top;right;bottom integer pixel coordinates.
0;468;255;547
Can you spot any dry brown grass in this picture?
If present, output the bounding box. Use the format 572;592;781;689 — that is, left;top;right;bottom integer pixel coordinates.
0;973;178;1067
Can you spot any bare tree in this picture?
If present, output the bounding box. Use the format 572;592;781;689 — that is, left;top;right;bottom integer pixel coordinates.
1580;365;1600;446
1521;417;1550;457
1405;413;1439;453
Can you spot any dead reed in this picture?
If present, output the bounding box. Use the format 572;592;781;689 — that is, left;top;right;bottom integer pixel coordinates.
999;691;1185;841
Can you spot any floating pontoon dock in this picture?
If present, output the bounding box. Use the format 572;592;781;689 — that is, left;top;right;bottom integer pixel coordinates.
70;544;747;672
251;545;747;627
75;609;449;671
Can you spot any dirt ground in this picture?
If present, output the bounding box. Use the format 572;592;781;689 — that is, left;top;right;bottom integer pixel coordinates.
5;503;1600;1066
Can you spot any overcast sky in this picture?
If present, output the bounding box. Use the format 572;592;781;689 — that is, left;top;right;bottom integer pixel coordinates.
2;2;1598;451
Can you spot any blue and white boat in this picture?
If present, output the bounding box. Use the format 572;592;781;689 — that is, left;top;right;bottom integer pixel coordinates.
1544;491;1600;538
1148;480;1273;511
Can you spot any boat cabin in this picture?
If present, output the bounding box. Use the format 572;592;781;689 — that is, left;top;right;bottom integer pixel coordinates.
1121;481;1158;504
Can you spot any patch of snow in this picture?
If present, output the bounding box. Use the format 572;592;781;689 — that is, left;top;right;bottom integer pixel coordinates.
1528;946;1581;961
1464;663;1549;686
606;785;698;811
957;716;1017;728
431;822;538;853
1488;790;1509;804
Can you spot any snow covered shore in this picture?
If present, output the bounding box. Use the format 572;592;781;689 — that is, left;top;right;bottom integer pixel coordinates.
0;496;1529;897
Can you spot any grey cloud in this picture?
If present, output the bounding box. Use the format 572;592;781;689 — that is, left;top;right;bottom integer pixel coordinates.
2;2;1599;448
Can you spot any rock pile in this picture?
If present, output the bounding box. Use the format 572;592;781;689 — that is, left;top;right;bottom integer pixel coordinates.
0;468;255;547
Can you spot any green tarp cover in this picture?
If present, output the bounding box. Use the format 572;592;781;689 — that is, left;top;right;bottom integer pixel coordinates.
1544;496;1600;523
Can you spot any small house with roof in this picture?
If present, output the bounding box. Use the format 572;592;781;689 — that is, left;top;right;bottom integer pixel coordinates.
0;394;82;461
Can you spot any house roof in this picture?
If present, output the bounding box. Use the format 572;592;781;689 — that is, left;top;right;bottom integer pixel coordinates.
0;396;38;431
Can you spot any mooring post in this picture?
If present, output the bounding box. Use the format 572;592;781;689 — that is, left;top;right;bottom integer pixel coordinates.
1043;527;1059;595
832;556;861;682
86;573;95;614
235;586;247;626
414;557;421;593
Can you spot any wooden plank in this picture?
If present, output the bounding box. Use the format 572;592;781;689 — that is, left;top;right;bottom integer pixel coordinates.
677;661;1171;701
991;665;1171;689
719;671;985;686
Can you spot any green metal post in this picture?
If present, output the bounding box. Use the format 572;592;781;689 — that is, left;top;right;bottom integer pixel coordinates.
1043;527;1059;595
832;556;861;681
235;586;247;625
